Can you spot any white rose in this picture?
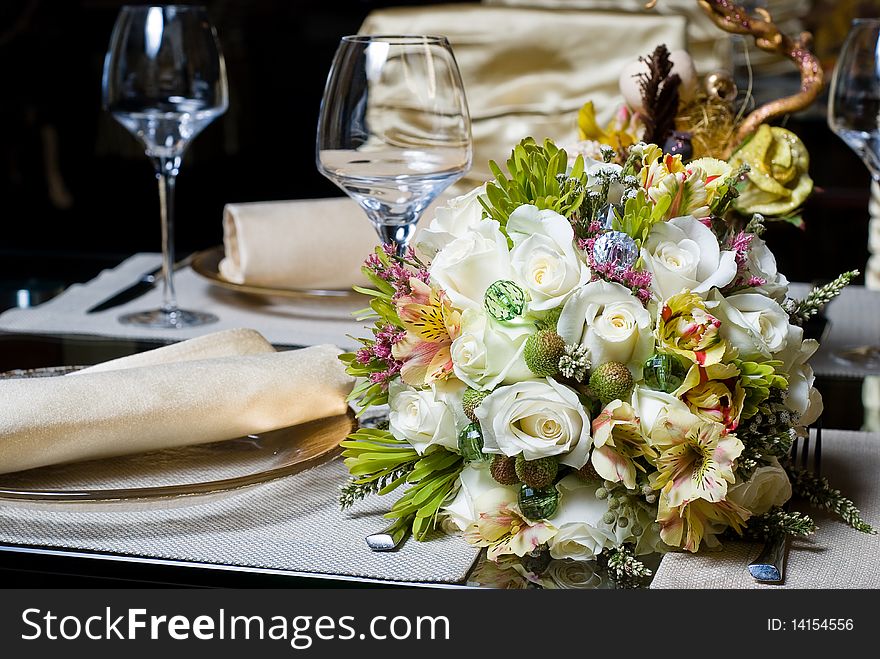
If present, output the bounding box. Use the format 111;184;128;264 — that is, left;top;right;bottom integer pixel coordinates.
507;205;590;311
630;384;689;436
388;379;461;455
745;236;789;301
545;560;607;589
726;457;792;515
429;220;514;311
548;475;619;560
800;386;824;428
475;379;592;467
708;290;790;360
441;464;515;532
557;280;654;378
776;323;822;424
640;215;738;300
416;185;486;258
451;309;533;390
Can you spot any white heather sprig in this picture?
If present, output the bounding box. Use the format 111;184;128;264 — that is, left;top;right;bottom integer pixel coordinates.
600;546;653;588
787;270;859;324
558;343;590;382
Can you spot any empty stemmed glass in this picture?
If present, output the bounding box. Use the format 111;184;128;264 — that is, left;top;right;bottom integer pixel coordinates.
827;18;880;368
102;5;228;328
316;35;472;257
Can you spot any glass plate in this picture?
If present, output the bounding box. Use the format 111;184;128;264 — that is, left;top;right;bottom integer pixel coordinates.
0;366;355;507
191;246;363;300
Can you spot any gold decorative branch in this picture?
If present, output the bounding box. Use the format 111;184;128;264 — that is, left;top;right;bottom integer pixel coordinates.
646;1;824;156
697;1;824;154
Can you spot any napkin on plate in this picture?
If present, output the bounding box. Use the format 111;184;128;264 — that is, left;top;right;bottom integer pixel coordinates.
219;197;378;290
218;196;443;291
0;330;355;475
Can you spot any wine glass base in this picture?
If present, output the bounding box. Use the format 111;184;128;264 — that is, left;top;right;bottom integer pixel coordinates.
118;308;219;329
832;345;880;371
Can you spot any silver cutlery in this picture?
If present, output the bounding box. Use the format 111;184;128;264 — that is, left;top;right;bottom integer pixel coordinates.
85;255;193;314
748;426;822;583
366;520;411;552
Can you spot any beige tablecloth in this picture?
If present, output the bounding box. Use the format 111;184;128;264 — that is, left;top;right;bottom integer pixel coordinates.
651;429;880;589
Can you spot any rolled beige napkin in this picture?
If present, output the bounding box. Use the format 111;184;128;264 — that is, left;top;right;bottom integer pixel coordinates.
219;198;376;290
0;343;355;475
76;328;275;375
218;196;443;290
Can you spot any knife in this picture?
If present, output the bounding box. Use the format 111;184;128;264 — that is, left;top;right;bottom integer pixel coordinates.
86;255;192;314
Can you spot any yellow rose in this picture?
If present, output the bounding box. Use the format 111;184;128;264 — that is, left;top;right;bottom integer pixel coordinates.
729;125;813;218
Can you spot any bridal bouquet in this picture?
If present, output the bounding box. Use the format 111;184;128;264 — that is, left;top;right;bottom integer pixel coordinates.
338;45;874;584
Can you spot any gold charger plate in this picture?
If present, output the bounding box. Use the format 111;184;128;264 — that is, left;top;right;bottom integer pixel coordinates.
191;246;361;300
0;366;355;506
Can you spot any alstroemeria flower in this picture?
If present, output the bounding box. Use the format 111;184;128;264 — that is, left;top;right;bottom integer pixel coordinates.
656;494;750;552
657;291;728;366
590;400;656;490
462;487;557;561
392;278;461;386
673;362;746;434
577;101;641;150
648;407;744;508
689;157;732;208
639;148;684;190
647;166;710;221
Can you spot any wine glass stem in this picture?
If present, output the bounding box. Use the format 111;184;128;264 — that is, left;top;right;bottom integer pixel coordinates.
153;156;182;315
375;217;418;258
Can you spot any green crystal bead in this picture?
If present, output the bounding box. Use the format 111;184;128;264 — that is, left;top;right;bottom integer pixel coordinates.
642;353;687;393
518;484;559;521
484;280;526;321
458;423;489;463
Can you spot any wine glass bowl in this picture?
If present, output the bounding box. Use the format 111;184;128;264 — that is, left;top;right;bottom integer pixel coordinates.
828;19;880;180
103;5;228;328
317;35;472;256
827;18;880;369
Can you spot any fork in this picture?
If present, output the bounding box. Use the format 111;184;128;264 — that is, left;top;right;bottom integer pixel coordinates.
747;424;822;583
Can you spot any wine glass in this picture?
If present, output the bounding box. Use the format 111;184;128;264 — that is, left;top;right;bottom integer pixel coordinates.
102;5;228;328
827;18;880;368
316;35;472;257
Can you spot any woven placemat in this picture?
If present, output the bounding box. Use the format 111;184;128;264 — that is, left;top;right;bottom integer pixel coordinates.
651;429;880;589
0;458;481;585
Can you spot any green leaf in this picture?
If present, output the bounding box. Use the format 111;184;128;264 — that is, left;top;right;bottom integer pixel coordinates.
407;452;462;482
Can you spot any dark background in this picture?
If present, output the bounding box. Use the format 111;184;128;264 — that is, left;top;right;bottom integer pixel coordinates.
0;0;877;297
